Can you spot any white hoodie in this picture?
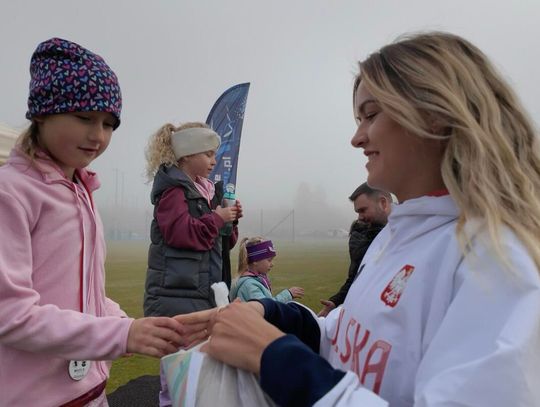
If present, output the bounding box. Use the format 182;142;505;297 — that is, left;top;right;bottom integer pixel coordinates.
316;194;540;406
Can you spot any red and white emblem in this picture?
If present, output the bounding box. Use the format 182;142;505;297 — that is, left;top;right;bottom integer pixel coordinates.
381;265;415;307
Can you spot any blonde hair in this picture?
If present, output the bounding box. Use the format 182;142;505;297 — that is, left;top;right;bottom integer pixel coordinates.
16;122;41;161
145;121;209;180
356;31;540;271
237;236;265;274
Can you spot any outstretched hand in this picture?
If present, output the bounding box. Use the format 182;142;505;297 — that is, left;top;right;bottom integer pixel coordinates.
317;299;336;317
200;301;283;374
289;286;304;299
126;317;184;358
173;307;217;348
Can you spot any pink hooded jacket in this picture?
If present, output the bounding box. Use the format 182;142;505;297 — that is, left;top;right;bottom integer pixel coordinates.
0;149;133;406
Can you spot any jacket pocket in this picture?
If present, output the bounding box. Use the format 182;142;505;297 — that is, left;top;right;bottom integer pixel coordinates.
163;249;203;289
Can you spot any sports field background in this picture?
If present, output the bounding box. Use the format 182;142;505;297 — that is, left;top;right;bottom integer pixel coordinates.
105;239;349;393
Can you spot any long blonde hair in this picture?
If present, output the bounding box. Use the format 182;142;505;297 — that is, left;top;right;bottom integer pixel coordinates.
145;121;209;180
355;31;540;271
237;236;265;274
16;122;41;161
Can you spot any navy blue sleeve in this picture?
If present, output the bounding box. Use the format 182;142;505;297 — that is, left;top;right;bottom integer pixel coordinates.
256;298;320;353
260;335;347;407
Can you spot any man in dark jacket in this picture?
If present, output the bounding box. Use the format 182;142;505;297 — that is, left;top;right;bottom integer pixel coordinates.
318;183;391;316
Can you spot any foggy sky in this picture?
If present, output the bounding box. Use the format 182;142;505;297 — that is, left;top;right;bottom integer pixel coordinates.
2;0;539;233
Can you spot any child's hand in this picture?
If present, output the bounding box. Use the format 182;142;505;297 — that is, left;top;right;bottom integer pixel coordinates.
234;200;244;220
289;286;305;299
126;317;184;358
172;300;263;349
173;307;217;348
215;205;238;223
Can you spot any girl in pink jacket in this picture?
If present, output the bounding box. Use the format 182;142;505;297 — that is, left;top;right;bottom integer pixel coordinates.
0;38;185;407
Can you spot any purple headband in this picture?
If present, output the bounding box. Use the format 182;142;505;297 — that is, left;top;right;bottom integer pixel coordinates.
247;240;276;262
26;37;122;129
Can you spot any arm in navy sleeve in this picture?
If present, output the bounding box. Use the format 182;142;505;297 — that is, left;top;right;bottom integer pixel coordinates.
253;299;349;406
256;298;321;353
260;335;347;407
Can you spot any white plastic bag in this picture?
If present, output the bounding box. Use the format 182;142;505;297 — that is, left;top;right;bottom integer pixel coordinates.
161;347;276;407
160;283;277;407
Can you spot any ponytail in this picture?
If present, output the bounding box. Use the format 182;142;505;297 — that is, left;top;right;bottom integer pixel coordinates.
145;121;212;181
145;123;178;180
237;237;250;274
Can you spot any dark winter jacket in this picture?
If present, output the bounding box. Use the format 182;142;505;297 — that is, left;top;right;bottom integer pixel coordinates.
144;165;224;316
328;221;384;306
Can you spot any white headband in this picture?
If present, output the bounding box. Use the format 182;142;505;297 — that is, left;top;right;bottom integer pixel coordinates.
171;127;221;159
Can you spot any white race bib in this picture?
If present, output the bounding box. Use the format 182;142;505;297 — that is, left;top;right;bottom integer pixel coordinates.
68;360;91;381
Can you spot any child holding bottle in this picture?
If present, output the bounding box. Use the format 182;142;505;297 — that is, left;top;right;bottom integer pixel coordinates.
144;122;243;317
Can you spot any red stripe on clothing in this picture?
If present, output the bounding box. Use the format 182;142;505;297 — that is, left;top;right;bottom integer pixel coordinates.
59;380;107;407
426;188;449;197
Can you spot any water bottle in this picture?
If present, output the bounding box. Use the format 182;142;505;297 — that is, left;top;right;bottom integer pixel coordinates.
222;190;236;209
221;185;236;235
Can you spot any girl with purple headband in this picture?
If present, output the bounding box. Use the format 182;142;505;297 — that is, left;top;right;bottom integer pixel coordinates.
230;237;304;303
0;38;186;407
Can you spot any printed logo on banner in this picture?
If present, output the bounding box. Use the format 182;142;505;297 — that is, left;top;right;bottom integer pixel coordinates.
206;83;250;188
380;264;415;307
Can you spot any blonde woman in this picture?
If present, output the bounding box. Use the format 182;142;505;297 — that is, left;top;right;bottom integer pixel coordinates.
177;32;540;406
144;122;243;317
229;237;304;302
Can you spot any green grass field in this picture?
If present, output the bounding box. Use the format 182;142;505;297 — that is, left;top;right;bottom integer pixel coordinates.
105;239;349;393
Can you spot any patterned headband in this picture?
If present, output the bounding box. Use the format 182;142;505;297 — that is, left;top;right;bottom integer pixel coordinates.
247;240;276;262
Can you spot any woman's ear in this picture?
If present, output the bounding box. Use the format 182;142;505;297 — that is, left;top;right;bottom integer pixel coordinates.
427;114;452;138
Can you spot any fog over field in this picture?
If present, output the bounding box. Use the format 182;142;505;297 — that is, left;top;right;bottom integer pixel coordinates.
2;0;539;239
